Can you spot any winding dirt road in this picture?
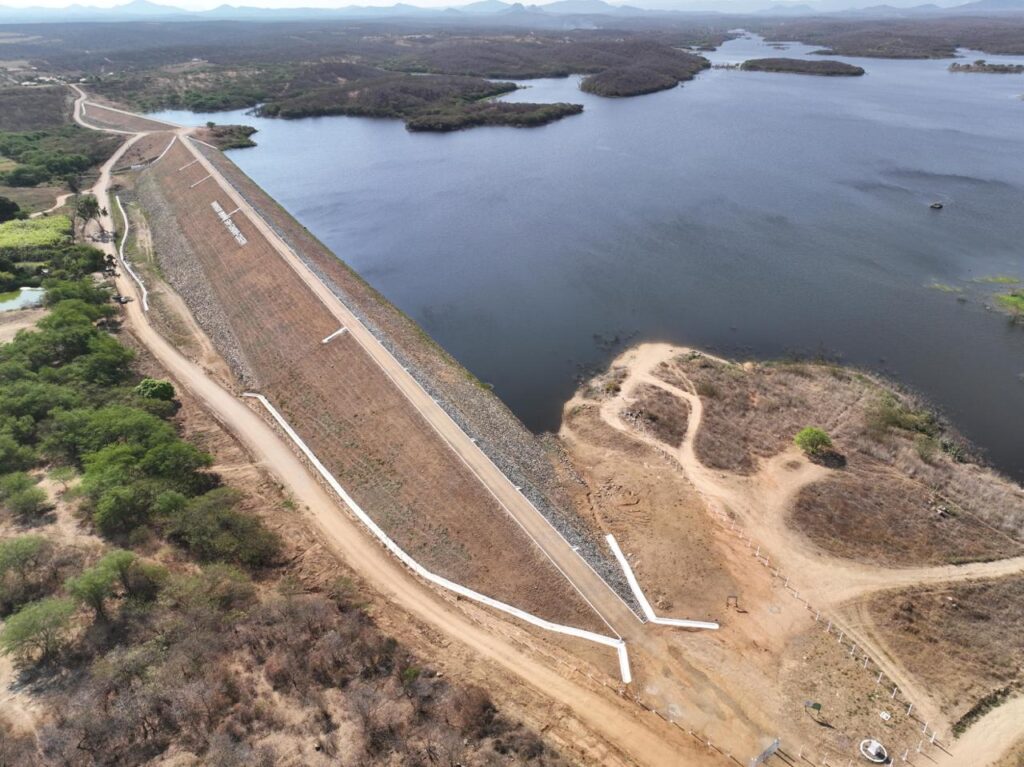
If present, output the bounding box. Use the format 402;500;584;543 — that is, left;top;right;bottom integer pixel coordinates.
593;342;1024;766
70;85;641;644
71;88;722;767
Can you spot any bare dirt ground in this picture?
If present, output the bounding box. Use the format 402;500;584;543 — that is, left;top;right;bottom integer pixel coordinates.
854;576;1024;724
115;131;176;169
0;307;46;343
561;342;1024;765
135;137;603;632
73;89;1024;765
990;717;1024;767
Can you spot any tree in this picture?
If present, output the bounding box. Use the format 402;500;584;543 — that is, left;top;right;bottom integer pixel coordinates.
139;441;211;489
0;196;21;224
134;378;175;401
96;549;135;595
0;597;75;664
794;427;833;456
65;563;118;621
167;487;281;567
6;486;48;519
0;535;46;582
92;484;153;536
73;195;100;236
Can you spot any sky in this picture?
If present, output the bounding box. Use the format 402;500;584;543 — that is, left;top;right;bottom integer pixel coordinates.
0;0;583;8
0;0;745;10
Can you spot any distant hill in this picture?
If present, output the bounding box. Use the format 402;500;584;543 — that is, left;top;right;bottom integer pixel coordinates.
949;0;1024;11
756;4;820;15
0;0;1021;24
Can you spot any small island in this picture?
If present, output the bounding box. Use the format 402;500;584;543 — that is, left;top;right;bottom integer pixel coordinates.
405;102;583;132
949;59;1024;74
194;123;258;150
740;58;866;76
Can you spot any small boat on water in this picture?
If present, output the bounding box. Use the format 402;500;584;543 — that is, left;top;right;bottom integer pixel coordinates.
930;202;944;210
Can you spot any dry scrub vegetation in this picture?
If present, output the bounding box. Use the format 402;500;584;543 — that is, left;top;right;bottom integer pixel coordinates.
0;342;567;767
619;383;689;447
661;355;1024;566
865;576;1024;727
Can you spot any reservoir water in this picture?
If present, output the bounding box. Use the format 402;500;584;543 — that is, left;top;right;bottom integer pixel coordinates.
150;34;1024;481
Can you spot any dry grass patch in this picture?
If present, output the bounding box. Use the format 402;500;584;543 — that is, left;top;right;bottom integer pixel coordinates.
660;354;1024;563
778;624;926;761
620;383;689;447
865;577;1024;726
662;356;867;475
792;466;1022;567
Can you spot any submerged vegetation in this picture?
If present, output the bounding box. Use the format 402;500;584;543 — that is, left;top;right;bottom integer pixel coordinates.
997;291;1024;320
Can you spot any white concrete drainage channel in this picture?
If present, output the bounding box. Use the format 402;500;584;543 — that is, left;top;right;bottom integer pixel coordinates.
243;392;634;683
605;534;720;630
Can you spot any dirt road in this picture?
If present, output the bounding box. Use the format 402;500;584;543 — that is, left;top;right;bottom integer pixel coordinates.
70;83;642;643
74;89;721;767
594;344;1024;608
595;342;1024;765
0;307;47;343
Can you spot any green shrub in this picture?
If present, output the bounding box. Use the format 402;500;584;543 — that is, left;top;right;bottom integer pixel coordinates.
0;471;34;499
0;534;46;581
134;378;175;401
0;216;71;250
0;596;75;664
168;487;281;567
794;427;833;456
914;434;939;464
867;393;938;438
6;486;48;518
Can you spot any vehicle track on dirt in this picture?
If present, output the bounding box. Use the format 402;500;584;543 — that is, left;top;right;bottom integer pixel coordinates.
596;344;1024;607
71;85;643;642
595;342;1024;765
70;87;727;767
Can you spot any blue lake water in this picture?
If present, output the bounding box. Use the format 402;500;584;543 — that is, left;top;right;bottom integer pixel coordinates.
150;34;1024;481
